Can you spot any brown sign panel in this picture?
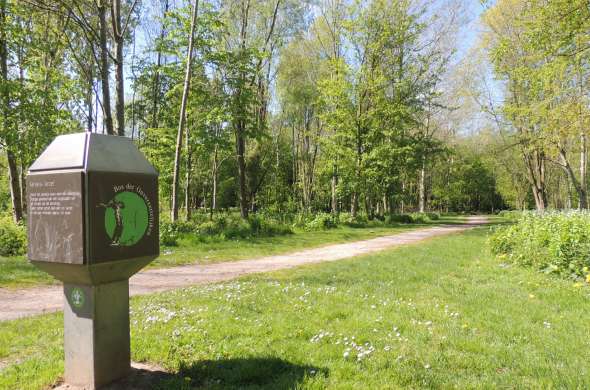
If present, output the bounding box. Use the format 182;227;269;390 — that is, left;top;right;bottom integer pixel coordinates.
87;172;159;263
27;172;85;264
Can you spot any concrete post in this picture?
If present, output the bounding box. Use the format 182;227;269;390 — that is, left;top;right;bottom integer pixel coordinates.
64;280;131;389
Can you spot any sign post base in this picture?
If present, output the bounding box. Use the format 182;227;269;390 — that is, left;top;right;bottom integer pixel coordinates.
63;279;131;389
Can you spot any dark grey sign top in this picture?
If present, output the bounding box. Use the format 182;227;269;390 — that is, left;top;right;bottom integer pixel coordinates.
29;133;158;175
27;133;159;267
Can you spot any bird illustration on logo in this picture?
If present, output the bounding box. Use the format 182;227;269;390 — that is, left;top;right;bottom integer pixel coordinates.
98;191;149;247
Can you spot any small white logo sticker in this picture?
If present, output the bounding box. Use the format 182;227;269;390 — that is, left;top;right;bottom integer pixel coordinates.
71;288;85;308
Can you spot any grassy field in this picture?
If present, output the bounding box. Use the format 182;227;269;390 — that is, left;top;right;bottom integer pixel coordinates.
0;215;464;288
1;226;589;389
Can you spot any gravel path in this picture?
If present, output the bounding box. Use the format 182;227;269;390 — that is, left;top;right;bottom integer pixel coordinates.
0;216;487;322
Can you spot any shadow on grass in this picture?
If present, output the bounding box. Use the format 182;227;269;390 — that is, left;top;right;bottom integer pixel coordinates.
104;357;326;389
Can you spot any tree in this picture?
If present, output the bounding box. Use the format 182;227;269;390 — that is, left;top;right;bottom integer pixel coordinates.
483;0;590;210
0;0;22;222
171;0;199;222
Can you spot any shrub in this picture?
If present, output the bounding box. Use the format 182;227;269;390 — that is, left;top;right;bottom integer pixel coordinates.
425;212;440;221
197;220;224;236
409;212;431;224
159;221;180;246
188;214;293;240
387;214;413;224
257;206;297;225
0;215;27;256
304;212;337;231
248;215;293;236
223;219;252;239
339;212;368;227
173;220;199;234
293;213;312;228
497;210;524;221
489;211;590;279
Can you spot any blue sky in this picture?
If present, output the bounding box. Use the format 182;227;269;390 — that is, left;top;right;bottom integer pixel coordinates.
455;0;488;63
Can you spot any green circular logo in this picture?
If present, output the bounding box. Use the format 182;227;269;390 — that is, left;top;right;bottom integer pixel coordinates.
71;288;85;308
103;191;149;247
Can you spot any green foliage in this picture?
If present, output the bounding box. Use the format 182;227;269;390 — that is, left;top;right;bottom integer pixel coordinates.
302;213;337;231
0;255;55;288
295;212;373;230
426;212;440;221
482;0;590;211
405;212;440;224
490;211;590;279
159;221;180;247
169;220;197;234
0;0;502;227
432;153;504;213
338;212;369;227
246;215;293;237
386;214;413;224
163;213;293;243
293;211;447;230
0;215;27;256
409;212;431;224
497;210;524;221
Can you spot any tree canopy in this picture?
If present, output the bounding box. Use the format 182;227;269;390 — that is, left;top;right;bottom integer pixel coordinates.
3;0;587;223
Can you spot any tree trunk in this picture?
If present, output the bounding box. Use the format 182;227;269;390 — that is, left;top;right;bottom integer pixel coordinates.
292;124;297;200
364;194;372;220
331;163;338;215
98;1;114;135
112;0;125;136
235;0;250;219
86;63;93;132
184;125;192;221
401;181;406;214
236;125;248;218
351;192;358;217
171;0;199;222
566;175;573;209
151;0;169;129
20;161;26;215
523;148;547;211
6;151;23;223
353;122;364;218
418;158;426;213
0;0;22;222
531;187;546;211
580;132;588;208
559;147;587;209
210;145;218;221
130;28;137;140
95;83;99;132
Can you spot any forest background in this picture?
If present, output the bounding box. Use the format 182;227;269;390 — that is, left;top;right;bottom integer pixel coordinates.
0;0;588;232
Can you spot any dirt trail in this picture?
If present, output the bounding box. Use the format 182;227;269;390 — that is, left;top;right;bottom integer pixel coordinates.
0;216;487;322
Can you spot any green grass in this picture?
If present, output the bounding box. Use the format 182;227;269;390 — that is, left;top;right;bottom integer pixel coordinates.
0;256;57;288
2;226;589;389
0;215;464;288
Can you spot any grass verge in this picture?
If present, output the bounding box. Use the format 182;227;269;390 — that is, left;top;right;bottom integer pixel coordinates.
1;226;589;389
0;256;56;288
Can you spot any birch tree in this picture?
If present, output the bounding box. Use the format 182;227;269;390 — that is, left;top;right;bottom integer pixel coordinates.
171;0;199;222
